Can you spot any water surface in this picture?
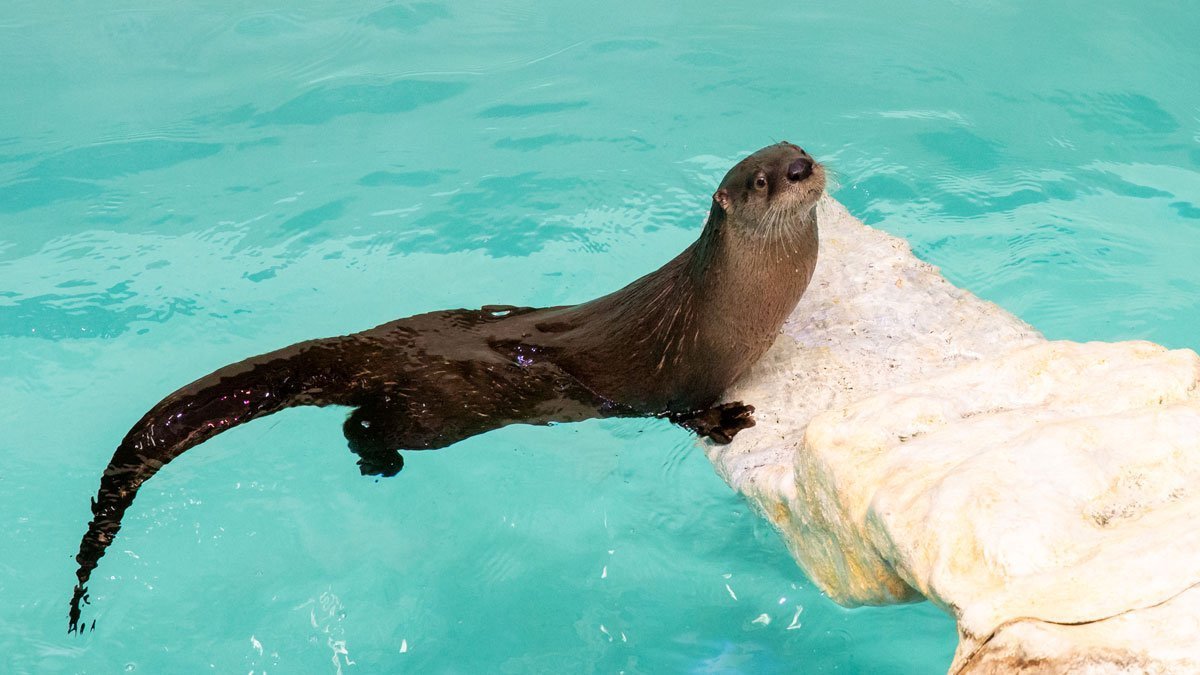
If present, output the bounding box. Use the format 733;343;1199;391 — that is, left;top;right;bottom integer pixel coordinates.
2;0;1198;672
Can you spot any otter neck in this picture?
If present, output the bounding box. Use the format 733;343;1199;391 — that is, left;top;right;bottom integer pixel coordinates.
683;203;818;363
540;203;819;412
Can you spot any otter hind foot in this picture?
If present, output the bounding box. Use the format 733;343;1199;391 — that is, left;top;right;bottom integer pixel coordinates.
671;402;756;444
354;448;406;478
342;407;407;478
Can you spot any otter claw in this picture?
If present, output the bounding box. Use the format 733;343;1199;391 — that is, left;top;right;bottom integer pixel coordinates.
671;402;756;444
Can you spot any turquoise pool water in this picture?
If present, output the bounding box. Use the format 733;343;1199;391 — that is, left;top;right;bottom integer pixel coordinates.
2;1;1197;672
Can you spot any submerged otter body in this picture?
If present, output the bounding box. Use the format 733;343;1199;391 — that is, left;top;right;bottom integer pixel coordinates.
68;142;825;631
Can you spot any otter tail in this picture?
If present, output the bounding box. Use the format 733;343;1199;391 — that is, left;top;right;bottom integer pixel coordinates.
68;335;371;633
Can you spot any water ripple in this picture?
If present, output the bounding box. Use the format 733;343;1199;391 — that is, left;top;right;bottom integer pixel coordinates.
255;79;469;126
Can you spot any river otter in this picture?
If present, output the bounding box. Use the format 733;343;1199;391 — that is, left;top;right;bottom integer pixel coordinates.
68;141;825;632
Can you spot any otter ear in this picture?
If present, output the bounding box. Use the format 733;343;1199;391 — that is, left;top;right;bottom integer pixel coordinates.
713;188;730;210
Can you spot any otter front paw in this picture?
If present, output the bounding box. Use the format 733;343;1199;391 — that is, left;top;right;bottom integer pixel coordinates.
672;402;756;444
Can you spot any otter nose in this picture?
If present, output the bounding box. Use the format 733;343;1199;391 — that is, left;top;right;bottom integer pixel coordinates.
787;157;813;182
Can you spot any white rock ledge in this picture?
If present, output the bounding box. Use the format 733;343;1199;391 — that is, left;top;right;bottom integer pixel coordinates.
710;197;1200;673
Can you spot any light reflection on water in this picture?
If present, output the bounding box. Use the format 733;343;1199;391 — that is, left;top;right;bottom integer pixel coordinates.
2;0;1198;671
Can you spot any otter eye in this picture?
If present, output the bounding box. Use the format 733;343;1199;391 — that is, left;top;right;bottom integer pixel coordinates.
754;175;768;190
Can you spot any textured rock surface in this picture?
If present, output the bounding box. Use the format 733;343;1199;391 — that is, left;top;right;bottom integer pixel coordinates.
709;197;1200;673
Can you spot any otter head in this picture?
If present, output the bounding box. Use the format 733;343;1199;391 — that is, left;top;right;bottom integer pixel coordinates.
710;142;825;236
